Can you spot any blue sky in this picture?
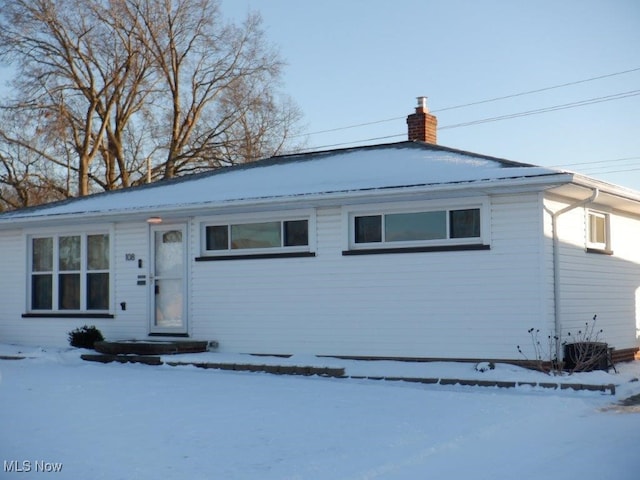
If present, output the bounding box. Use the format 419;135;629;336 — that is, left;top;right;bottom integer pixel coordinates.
223;0;640;190
0;1;638;190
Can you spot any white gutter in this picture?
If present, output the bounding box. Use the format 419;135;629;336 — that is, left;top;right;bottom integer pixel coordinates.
546;187;599;359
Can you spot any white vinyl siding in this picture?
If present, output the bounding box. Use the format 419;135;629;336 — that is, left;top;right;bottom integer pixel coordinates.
544;195;640;351
0;230;27;341
0;223;150;347
192;194;546;359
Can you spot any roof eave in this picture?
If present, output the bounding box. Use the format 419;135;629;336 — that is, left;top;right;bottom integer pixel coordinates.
547;173;640;216
0;172;574;229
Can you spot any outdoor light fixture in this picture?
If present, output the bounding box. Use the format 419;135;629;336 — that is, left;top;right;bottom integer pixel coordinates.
147;216;163;224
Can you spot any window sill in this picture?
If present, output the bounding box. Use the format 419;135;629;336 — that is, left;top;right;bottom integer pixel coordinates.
148;332;189;338
342;244;490;256
22;312;115;319
585;247;614;256
195;251;316;261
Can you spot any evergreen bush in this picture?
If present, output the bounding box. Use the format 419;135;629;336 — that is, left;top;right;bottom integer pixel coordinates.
68;325;104;349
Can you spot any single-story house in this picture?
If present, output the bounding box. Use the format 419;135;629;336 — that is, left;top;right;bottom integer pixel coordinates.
1;98;639;363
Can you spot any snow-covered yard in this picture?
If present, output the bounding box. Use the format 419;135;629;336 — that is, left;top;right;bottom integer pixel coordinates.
1;344;640;479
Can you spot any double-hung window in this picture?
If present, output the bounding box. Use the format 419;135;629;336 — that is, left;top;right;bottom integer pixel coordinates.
345;200;488;253
29;232;111;313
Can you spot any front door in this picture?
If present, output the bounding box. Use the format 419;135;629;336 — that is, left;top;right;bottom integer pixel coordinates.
150;224;187;335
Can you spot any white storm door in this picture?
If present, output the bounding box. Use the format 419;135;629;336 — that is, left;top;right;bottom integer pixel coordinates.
150;224;187;334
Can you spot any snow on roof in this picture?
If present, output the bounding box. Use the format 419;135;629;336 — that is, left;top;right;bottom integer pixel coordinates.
0;141;564;221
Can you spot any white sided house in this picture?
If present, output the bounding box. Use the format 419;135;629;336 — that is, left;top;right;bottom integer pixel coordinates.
1;99;639;363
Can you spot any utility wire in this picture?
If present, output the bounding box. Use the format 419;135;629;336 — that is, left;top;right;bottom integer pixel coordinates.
300;89;640;152
295;67;640;138
297;134;404;153
556;159;640;175
569;163;640;174
573;166;640;175
293;116;406;137
550;155;640;168
438;90;640;130
578;166;640;176
434;67;640;113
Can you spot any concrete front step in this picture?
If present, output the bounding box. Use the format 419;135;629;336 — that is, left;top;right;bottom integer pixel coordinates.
94;340;209;355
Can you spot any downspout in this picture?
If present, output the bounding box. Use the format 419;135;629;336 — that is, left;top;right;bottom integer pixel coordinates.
546;188;599;359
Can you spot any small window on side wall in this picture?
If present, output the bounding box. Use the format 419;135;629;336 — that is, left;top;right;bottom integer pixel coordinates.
586;210;610;252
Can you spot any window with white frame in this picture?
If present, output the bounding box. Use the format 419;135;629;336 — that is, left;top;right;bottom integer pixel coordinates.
586;210;610;251
201;212;313;257
29;233;110;312
346;200;488;252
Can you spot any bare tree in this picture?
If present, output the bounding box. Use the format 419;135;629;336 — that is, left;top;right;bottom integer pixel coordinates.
216;78;304;165
1;0;122;196
125;0;302;178
0;0;303;204
0;103;74;209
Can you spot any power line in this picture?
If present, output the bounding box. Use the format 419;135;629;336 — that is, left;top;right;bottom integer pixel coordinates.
433;67;640;113
573;164;640;175
554;157;640;175
550;155;640;168
297;134;404;153
579;166;640;176
570;162;640;173
301;89;640;152
439;90;640;130
295;67;640;138
293;116;406;138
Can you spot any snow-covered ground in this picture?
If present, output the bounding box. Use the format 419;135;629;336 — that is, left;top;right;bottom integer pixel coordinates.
2;344;640;479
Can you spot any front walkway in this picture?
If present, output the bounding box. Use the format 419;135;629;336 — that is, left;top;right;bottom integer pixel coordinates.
80;348;620;395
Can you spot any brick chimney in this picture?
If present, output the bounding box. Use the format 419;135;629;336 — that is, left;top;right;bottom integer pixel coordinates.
406;96;437;143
